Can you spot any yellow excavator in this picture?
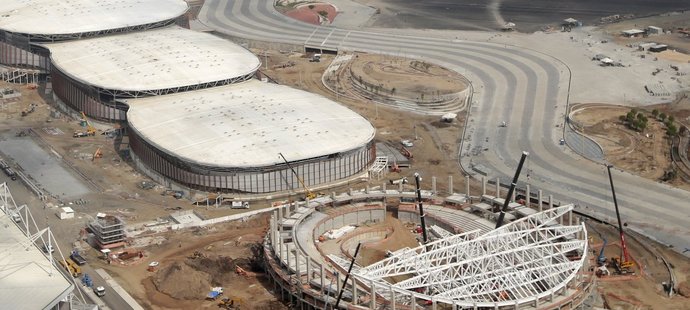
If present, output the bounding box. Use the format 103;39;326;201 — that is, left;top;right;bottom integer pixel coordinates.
278;152;316;200
73;112;97;138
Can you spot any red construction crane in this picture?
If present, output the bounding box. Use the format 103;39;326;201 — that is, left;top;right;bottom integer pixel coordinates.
606;164;634;269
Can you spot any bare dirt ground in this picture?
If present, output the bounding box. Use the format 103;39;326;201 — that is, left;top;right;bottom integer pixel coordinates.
587;220;690;309
572;93;690;191
96;214;286;310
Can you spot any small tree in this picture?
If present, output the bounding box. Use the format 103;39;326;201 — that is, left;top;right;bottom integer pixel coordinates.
668;115;675;122
391;87;396;95
659;112;667;121
308;4;315;9
652;109;659;117
667;124;678;136
626;111;635;123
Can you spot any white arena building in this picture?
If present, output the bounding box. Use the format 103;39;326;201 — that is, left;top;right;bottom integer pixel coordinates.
0;0;188;75
127;80;375;193
47;26;260;120
0;0;377;194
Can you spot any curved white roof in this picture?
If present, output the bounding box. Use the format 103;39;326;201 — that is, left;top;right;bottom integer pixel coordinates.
46;26;260;92
127;80;376;167
0;0;188;36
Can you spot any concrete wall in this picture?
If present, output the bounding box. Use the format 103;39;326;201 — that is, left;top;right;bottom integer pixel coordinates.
314;207;385;237
398;210;455;233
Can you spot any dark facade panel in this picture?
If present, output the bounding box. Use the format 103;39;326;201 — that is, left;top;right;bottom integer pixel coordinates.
129;129;375;194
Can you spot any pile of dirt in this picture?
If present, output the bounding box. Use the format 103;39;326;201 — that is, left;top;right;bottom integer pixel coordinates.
152;262;212;300
678;279;690;298
185;255;250;285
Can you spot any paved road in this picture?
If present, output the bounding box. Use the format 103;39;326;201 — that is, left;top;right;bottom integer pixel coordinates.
199;0;690;253
0;175;133;310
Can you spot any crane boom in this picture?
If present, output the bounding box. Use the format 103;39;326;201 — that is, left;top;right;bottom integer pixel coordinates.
606;164;634;267
495;151;529;228
278;153;316;200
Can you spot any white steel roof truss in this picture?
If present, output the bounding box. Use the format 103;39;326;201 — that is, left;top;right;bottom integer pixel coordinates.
394;238;583;291
436;261;581;302
351;206;587;307
359;225;580;279
360;230;479;276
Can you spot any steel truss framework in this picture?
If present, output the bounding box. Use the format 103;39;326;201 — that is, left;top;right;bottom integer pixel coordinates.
19;18;180;43
353;205;587;307
100;72;255;98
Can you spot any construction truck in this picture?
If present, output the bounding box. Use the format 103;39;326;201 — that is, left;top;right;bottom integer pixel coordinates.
73;112;97;138
162;189;184;199
70;251;87;266
59;259;82;277
218;297;243;309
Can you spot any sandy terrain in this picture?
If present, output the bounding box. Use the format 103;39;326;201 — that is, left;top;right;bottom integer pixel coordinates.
259;50;476;195
98;215;285;310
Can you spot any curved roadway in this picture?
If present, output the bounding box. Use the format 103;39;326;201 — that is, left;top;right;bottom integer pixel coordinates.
199;0;690;253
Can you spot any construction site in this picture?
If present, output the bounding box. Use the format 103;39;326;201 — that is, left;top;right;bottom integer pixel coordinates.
1;0;690;309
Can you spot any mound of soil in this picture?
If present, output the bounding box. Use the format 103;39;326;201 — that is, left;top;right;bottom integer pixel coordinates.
186;256;251;285
152;262;212;300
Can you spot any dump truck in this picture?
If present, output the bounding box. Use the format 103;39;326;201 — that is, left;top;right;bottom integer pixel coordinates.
70;251;87;266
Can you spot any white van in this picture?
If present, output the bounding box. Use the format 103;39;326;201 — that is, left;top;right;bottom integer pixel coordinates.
11;212;21;223
231;201;250;209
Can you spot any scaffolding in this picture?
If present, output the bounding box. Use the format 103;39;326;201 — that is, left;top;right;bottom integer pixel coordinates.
368;156;388;180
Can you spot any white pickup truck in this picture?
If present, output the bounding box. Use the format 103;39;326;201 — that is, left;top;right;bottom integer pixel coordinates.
231;201;250;209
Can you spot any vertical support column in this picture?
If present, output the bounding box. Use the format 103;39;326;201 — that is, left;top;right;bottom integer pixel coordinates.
320;264;325;295
538;190;543;212
351;276;357;305
390;285;396;310
366;185;370;194
336;270;341;294
284;205;291;218
448;175;453;194
294;249;300;277
398;181;403;192
525;184;531;206
306;259;311;283
548;195;553;209
370;279;376;309
511;188;516;202
286;246;291;274
278;235;283;262
431;176;436;194
569;210;573;226
495;178;500;197
465;175;470;198
382;181;387;192
278;206;283;220
481;176;486;195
